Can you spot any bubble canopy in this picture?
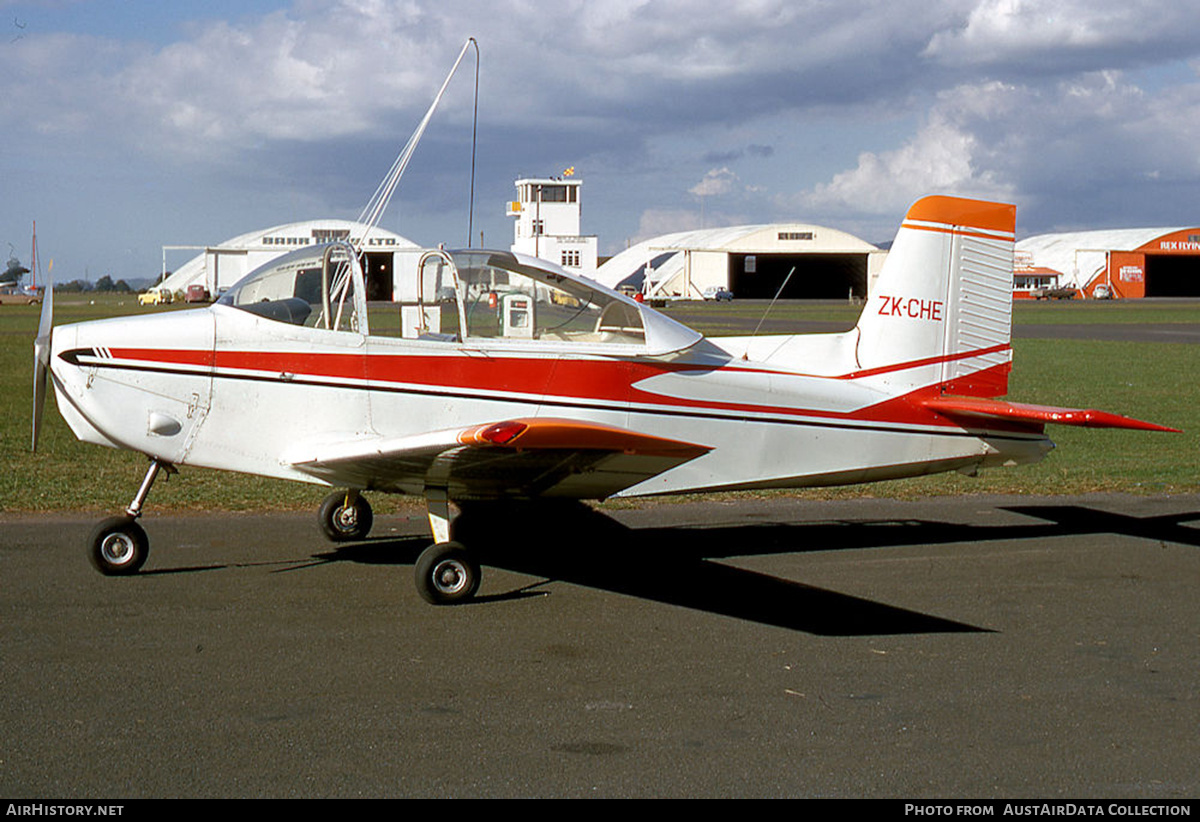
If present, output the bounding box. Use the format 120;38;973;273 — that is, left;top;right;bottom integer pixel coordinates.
220;244;701;356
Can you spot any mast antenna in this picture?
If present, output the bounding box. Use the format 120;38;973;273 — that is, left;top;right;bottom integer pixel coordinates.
356;38;479;251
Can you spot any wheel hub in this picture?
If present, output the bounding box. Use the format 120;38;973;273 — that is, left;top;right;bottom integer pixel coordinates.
335;506;358;531
432;560;468;594
100;533;135;566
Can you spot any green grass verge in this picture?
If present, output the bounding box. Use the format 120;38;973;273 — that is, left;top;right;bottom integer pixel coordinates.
2;296;1196;513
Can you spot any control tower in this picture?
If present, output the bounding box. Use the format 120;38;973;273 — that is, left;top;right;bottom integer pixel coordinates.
507;173;598;275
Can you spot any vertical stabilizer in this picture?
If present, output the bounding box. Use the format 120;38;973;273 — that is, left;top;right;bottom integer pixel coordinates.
854;196;1015;397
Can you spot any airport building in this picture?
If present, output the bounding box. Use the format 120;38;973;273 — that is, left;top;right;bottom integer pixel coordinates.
160;220;420;300
1015;227;1200;299
593;224;886;300
507;175;599;276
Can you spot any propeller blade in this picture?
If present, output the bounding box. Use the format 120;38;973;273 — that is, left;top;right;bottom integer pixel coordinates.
31;269;54;451
32;345;47;451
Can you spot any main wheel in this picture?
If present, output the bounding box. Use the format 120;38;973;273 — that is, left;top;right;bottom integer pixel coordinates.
88;516;149;576
318;490;373;542
414;541;480;605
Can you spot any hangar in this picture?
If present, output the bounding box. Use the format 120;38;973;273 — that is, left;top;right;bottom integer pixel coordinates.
592;224;886;300
159;220;420;300
1015;227;1200;299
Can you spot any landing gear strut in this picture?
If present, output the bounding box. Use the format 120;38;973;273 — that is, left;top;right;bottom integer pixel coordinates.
414;488;481;605
88;458;174;576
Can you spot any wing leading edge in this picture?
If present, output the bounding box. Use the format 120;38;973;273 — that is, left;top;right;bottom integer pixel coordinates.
286;417;713;499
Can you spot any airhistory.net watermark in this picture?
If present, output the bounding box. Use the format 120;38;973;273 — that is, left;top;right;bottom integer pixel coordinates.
6;806;123;817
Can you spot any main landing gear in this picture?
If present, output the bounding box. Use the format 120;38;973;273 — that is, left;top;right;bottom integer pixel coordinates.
318;489;374;542
314;487;481;605
413;540;480;605
411;488;480;605
88;458;175;576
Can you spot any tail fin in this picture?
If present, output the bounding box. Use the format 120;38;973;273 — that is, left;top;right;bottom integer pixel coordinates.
855;196;1015;397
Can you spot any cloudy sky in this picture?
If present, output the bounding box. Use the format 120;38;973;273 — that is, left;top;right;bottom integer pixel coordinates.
4;0;1200;282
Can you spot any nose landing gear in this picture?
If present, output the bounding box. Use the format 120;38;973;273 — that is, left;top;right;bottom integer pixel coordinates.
87;458;175;576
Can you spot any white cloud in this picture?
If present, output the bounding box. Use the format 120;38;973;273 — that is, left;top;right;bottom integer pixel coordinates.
632;208;703;242
0;1;968;163
792;109;1015;217
923;0;1200;69
6;0;1198;167
689;168;739;198
628;205;749;246
789;66;1200;229
687;166;768;202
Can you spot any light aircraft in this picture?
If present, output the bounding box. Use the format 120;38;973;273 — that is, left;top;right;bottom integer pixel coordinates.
31;194;1178;604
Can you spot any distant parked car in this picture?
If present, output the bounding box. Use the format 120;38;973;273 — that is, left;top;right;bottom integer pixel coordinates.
702;286;734;302
1032;287;1077;300
0;286;39;302
0;286;40;305
185;285;211;303
138;288;172;306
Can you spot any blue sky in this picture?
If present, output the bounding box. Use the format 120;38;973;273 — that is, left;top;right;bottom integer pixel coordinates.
4;0;1200;283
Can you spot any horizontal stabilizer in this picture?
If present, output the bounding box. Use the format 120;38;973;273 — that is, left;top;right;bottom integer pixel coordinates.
922;396;1180;432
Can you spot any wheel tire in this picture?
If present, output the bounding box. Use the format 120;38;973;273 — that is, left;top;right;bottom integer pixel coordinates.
318;491;373;542
414;541;480;605
88;516;149;576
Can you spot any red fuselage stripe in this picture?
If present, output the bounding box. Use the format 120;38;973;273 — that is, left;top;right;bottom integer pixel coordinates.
841;342;1010;380
104;346;1018;430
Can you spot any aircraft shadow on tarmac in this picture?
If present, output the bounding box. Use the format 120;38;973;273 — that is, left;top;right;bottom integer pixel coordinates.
302;501;1200;637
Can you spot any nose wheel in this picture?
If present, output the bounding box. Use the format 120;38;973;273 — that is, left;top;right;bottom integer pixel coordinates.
88;516;149;575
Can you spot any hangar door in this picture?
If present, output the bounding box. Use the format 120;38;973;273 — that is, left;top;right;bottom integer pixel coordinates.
363;251;394;301
729;253;868;299
1144;255;1200;297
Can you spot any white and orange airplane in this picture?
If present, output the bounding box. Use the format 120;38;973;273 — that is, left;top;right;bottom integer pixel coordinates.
32;195;1176;603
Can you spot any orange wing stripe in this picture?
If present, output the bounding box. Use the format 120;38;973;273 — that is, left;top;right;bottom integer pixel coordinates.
458;418;713;457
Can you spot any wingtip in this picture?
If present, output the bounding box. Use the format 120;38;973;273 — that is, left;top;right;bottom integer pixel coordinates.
1082;412;1181;434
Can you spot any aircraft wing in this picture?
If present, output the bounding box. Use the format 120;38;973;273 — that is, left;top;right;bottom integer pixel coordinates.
921;397;1179;432
285;417;713;499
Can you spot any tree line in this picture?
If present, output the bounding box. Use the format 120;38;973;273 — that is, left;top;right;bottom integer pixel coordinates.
4;254;148;293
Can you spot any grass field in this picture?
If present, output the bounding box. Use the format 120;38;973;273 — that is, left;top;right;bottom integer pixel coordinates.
2;295;1197;513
